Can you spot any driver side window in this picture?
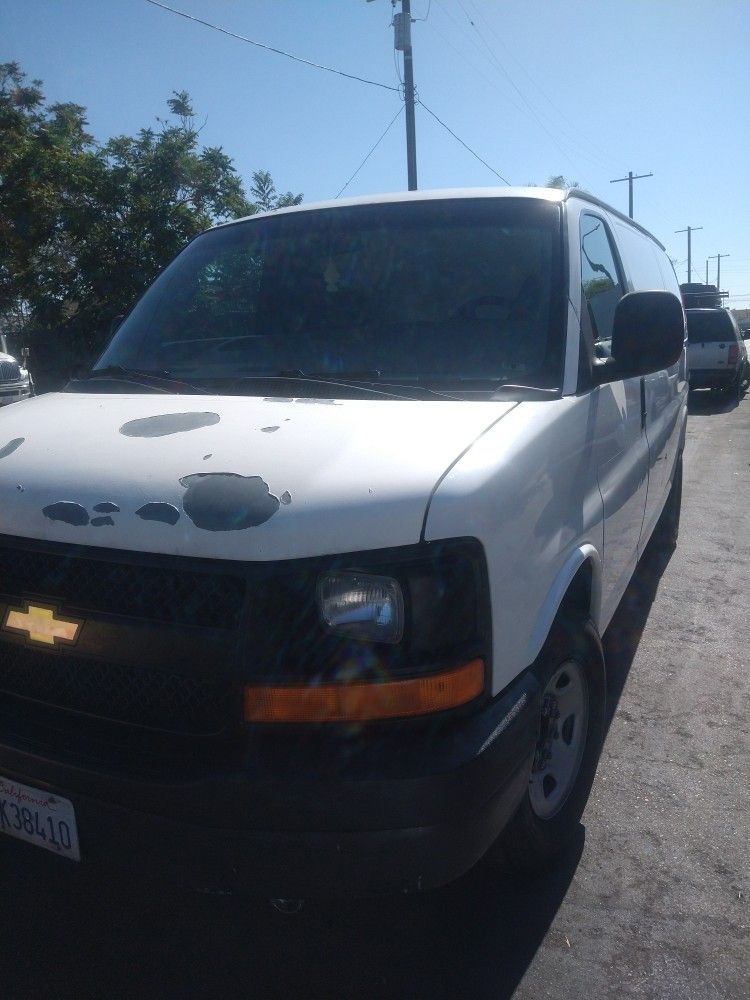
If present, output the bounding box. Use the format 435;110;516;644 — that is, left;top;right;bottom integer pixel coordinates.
580;214;624;351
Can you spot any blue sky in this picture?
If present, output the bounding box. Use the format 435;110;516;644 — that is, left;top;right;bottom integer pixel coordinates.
3;0;749;306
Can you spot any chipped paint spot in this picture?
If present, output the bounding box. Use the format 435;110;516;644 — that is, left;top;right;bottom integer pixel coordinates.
203;454;212;461
16;485;23;492
43;502;89;527
179;473;280;531
280;491;292;505
91;515;115;527
119;412;220;438
261;426;280;433
93;502;120;513
135;502;180;526
0;438;24;460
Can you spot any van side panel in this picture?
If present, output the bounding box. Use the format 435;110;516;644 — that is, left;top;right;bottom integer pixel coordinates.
572;204;649;628
423;396;605;695
610;218;688;546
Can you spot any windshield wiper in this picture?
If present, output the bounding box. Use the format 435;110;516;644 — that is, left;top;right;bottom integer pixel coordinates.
304;371;462;401
68;366;208;394
216;372;429;401
492;382;560;399
492;383;559;395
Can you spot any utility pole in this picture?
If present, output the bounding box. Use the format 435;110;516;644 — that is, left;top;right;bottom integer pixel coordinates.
393;0;418;190
675;225;703;283
708;253;729;293
609;170;653;219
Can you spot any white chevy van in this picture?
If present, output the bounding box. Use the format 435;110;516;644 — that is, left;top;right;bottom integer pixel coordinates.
0;188;686;897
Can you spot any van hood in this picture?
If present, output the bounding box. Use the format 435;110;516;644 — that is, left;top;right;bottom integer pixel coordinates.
0;392;515;561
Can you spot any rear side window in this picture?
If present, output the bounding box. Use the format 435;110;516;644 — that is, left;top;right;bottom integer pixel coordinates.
580;214;624;344
613;221;675;293
686;311;735;344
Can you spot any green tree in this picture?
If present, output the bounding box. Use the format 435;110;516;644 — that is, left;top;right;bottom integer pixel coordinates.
0;65;301;357
250;169;303;212
545;175;579;190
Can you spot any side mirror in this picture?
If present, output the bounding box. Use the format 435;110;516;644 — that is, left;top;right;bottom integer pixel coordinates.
594;291;685;382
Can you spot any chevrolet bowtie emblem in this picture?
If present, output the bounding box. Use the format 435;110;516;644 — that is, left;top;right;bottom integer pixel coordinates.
3;603;82;647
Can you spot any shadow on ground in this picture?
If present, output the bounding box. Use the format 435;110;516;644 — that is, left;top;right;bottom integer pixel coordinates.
687;385;745;415
601;533;675;734
1;547;673;1000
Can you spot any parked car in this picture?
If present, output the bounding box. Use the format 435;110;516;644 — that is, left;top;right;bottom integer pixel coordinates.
739;321;750;390
680;282;722;309
686;308;746;397
0;334;34;407
0;188;686;900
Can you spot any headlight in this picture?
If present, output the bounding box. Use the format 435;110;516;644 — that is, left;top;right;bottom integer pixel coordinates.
243;540;490;723
318;571;404;644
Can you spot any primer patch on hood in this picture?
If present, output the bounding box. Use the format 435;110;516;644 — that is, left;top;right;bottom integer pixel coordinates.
43;501;89;526
136;502;181;526
179;473;281;531
0;438;24;460
120;412;220;438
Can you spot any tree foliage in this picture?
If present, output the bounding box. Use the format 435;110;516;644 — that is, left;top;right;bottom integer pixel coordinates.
0;64;302;355
545;175;579;190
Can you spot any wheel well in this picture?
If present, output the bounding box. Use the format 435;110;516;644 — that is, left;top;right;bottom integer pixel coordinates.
559;561;593;620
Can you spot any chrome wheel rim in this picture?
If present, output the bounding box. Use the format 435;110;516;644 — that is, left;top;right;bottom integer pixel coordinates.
529;660;589;820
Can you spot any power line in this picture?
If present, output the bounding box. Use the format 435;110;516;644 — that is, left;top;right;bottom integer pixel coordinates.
418;100;511;184
464;0;619;171
145;0;399;92
412;0;433;21
335;106;404;198
434;0;609;175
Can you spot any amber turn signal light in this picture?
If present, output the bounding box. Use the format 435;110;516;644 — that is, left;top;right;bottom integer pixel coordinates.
244;658;485;723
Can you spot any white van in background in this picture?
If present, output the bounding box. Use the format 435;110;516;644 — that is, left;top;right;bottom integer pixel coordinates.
0;188;686;898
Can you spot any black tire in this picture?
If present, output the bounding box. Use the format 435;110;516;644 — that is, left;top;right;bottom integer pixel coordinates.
652;454;682;551
500;615;606;873
720;376;741;403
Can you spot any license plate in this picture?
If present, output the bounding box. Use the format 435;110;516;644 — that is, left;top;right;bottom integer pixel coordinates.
0;775;80;861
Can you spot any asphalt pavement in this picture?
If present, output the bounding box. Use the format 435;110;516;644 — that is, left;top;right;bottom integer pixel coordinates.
1;389;748;1000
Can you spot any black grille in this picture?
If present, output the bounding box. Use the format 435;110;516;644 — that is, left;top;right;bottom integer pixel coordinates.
0;360;21;382
0;643;232;734
0;546;246;629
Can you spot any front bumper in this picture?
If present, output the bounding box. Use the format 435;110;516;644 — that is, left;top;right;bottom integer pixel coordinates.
0;670;539;897
0;381;32;406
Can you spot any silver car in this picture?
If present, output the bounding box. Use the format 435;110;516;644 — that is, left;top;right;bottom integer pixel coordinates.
0;335;34;407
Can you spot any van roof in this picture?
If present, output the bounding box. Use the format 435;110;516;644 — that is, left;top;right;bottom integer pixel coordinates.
214;185;665;250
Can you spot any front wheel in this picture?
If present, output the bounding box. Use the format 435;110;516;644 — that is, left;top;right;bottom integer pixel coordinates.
500;616;606;873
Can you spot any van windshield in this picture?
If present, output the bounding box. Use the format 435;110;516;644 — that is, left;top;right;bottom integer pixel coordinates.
686;311;734;344
97;198;565;394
